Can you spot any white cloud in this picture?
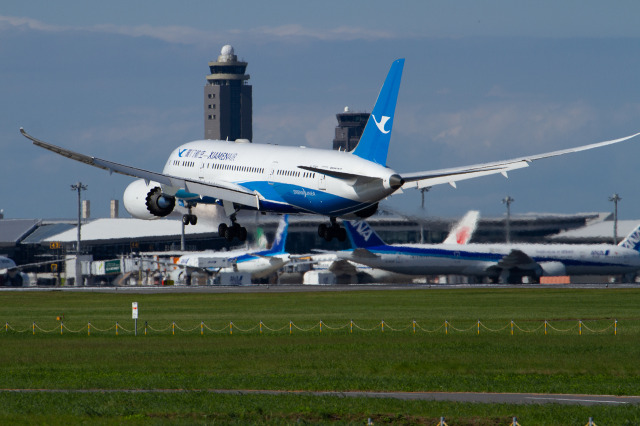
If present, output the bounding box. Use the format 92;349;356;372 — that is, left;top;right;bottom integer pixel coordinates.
0;15;397;45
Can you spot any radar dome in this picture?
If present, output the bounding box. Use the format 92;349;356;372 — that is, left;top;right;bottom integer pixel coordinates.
221;45;234;56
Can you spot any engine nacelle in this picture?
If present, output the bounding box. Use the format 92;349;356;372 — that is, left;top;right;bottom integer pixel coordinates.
123;179;175;220
537;261;567;277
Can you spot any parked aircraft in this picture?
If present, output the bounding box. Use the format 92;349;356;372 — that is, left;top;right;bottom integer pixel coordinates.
173;214;290;282
340;219;640;283
306;210;480;283
20;59;640;242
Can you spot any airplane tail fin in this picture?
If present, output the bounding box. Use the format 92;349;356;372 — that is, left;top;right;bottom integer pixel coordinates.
442;210;480;244
344;220;387;248
269;214;289;254
351;59;404;166
618;223;640;251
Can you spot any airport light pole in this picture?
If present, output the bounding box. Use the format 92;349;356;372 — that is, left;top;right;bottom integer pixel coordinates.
71;182;88;286
502;196;514;244
609;193;622;244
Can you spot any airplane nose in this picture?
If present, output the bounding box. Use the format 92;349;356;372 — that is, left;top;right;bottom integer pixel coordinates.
389;174;405;189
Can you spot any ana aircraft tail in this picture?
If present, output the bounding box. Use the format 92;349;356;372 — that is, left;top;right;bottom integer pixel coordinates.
268;214;289;254
618;223;640;251
351;59;404;166
344;220;387;248
442;210;480;244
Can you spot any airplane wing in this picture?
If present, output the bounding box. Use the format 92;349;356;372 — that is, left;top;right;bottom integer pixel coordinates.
401;132;640;189
20;128;260;209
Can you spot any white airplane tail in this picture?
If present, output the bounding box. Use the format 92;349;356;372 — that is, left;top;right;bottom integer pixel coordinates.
618;223;640;251
442;210;480;244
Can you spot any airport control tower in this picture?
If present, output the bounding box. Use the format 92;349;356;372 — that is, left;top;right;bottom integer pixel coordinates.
332;107;370;151
204;45;252;141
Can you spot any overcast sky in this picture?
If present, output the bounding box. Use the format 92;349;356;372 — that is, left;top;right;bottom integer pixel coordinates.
2;1;640;221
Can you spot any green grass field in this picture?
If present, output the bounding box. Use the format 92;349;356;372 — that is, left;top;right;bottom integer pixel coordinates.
1;288;639;424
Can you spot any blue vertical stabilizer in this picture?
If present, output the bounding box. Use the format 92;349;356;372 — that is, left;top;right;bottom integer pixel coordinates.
351;59;404;166
268;214;289;254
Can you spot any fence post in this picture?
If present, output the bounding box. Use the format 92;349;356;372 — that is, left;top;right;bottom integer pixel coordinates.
116;322;119;336
230;322;233;335
615;319;617;336
88;322;90;337
350;320;353;334
413;320;416;334
588;417;595;426
145;321;148;336
260;321;263;334
445;320;448;335
320;320;322;333
60;321;63;335
5;322;7;332
381;320;384;333
477;320;480;335
579;320;582;336
172;322;175;336
511;320;514;336
289;321;292;335
544;320;547;335
439;416;446;426
201;321;204;336
33;322;35;335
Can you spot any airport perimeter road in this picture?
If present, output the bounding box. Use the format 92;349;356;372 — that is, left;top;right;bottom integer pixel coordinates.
2;389;639;405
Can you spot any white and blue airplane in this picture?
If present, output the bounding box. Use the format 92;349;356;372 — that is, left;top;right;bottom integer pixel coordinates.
20;59;640;242
339;219;640;283
174;214;290;281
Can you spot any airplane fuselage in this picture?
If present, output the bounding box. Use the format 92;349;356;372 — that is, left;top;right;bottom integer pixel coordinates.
161;140;400;217
341;243;640;277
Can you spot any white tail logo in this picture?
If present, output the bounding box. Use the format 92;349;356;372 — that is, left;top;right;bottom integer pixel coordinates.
372;115;391;134
353;220;373;242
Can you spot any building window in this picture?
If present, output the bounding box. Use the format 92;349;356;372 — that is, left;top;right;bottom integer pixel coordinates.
208;115;212;120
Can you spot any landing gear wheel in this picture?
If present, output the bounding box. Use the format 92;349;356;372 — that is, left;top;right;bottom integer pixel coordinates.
318;223;327;239
182;215;190;225
218;223;228;237
238;226;248;242
318;220;346;242
189;215;197;226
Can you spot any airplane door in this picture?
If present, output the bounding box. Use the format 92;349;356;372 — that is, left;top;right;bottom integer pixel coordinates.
198;161;205;180
318;172;326;190
268;161;277;184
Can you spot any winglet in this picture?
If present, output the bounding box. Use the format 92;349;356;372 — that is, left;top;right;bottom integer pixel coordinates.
344;220;387;248
351;59;404;166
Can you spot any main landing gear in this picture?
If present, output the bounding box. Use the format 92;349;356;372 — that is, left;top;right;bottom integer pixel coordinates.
182;206;197;226
318;217;347;242
218;215;248;242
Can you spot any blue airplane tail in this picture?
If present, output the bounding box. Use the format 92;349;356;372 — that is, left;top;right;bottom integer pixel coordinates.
351;59;405;166
618;223;640;251
344;220;387;248
269;214;289;254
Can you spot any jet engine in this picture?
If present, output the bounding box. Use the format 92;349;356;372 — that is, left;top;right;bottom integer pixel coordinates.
123;179;175;220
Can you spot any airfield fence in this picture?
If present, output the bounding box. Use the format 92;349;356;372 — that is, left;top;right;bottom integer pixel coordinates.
1;319;619;336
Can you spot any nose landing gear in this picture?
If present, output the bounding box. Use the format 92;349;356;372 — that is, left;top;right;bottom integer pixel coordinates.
182;205;197;226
